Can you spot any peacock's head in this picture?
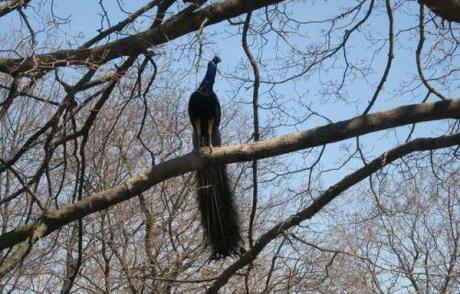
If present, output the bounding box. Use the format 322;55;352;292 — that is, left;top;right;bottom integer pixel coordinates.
212;56;221;64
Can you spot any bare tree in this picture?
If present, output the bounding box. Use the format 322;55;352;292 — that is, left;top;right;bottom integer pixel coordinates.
0;0;459;293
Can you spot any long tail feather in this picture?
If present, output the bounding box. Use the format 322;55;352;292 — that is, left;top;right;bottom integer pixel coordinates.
196;164;243;259
193;125;243;259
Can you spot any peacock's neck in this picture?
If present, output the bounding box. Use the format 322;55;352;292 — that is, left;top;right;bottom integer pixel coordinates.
198;61;217;94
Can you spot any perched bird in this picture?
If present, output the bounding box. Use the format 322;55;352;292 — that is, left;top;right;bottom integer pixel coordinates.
188;56;244;259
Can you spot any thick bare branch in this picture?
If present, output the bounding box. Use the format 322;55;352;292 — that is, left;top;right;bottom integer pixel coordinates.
0;0;286;75
419;0;460;23
0;0;31;17
208;131;460;293
0;98;459;251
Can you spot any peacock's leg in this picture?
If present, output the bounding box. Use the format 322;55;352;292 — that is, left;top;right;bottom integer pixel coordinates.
194;119;201;148
208;118;214;151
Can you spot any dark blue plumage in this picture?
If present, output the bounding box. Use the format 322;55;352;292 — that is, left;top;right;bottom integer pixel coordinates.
198;56;220;94
188;57;244;259
189;56;222;148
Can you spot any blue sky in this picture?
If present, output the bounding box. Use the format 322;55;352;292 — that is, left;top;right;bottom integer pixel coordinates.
0;0;458;188
0;3;459;291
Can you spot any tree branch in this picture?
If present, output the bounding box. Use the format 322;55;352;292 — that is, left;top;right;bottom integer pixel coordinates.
0;0;286;75
0;0;31;18
0;98;459;251
207;131;460;293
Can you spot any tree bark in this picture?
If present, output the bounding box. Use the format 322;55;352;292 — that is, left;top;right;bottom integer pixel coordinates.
419;0;460;22
0;98;459;251
0;0;286;75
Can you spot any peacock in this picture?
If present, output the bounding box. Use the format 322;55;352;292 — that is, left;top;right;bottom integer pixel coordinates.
188;56;244;259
